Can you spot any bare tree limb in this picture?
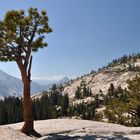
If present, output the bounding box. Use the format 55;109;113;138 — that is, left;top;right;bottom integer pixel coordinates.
28;55;32;82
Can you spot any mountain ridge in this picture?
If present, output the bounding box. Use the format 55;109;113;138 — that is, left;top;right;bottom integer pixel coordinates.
0;69;46;98
0;69;70;98
32;53;140;102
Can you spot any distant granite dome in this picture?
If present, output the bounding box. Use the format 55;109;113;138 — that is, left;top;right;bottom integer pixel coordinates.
57;76;70;84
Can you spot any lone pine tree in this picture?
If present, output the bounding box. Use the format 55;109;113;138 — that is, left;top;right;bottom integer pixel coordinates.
0;8;52;137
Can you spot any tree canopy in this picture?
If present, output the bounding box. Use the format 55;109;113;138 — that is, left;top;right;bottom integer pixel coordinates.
0;8;52;62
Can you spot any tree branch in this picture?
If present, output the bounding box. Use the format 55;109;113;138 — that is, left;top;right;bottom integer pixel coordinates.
24;19;38;68
28;55;32;82
0;46;17;60
24;46;31;68
28;15;40;46
18;25;28;53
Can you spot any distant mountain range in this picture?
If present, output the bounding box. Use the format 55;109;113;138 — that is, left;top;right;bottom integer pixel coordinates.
0;69;69;98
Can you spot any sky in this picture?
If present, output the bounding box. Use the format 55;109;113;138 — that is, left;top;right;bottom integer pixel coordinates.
0;0;140;83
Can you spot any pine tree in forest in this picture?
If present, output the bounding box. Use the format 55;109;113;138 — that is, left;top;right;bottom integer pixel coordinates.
75;86;82;99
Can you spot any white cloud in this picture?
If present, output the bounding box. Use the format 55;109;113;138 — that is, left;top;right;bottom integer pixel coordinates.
32;75;65;81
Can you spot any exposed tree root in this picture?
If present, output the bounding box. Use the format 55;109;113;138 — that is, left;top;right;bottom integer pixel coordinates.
21;128;42;138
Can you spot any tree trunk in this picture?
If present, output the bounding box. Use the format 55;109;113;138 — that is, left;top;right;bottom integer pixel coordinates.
20;76;41;137
21;79;32;133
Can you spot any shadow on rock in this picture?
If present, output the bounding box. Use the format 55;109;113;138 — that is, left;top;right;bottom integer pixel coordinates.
40;133;131;140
